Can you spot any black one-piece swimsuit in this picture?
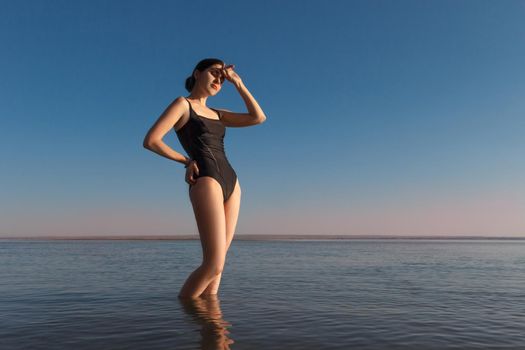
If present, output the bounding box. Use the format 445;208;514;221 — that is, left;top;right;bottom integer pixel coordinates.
176;97;238;202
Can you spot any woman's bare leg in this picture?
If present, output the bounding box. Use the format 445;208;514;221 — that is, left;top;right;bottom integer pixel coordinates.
202;179;241;295
178;177;227;299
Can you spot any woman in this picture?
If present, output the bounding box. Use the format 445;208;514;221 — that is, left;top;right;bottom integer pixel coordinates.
143;58;266;298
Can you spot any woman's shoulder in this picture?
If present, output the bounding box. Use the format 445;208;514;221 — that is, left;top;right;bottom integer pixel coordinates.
168;96;191;112
160;96;190;122
173;96;189;105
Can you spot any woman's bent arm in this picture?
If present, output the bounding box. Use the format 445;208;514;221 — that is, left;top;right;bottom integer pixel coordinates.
216;81;267;128
144;139;189;165
143;97;189;166
236;81;266;123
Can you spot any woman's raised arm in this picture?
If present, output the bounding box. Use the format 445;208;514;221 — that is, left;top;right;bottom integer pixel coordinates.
217;65;267;127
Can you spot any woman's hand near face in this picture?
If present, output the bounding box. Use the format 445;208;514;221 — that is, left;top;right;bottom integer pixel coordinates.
222;64;243;87
185;160;200;185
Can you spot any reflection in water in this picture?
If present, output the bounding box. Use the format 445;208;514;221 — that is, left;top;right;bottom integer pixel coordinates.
179;294;235;350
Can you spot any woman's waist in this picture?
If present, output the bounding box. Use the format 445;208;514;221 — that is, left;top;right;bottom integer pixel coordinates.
191;149;230;162
193;154;235;173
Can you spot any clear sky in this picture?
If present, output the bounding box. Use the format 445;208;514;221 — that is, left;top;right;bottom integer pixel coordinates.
1;0;524;237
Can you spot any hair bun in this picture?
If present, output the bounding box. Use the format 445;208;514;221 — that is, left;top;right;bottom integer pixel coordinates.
185;75;195;92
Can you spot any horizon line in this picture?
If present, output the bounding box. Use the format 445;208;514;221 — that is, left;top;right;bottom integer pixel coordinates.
1;234;524;241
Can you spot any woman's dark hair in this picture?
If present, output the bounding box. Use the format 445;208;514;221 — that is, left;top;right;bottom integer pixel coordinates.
185;58;225;92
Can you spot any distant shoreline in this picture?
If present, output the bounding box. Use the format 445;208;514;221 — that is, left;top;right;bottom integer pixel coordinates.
1;234;524;241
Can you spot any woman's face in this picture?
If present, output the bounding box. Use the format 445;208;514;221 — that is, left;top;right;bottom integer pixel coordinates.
196;63;225;95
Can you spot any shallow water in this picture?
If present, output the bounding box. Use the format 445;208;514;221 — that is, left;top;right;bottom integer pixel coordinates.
1;239;524;349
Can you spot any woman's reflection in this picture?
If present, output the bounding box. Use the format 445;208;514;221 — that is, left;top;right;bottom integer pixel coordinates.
179;294;235;350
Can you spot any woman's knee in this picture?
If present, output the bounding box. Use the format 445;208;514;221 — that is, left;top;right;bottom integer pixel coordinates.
201;259;225;276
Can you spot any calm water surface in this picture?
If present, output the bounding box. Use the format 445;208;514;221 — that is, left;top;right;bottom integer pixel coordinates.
1;239;524;349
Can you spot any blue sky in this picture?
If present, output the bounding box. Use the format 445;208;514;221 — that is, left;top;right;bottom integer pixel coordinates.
1;0;524;237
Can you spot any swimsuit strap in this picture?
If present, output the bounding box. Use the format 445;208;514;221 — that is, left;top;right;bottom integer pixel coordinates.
210;107;222;120
184;97;193;113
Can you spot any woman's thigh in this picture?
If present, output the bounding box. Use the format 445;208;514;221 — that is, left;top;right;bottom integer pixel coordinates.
189;176;227;264
224;179;241;249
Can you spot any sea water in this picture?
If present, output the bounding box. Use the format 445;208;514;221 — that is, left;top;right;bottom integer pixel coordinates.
1;239;524;349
